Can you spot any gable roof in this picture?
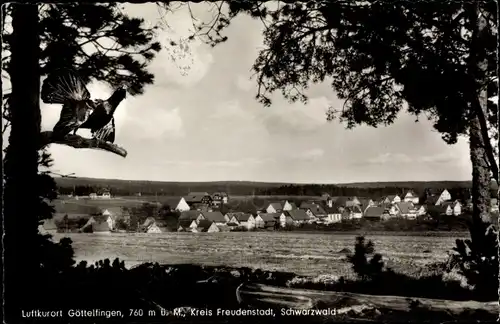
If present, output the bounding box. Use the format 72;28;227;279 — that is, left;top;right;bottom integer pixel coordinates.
405;190;417;197
286;209;309;221
299;202;326;215
185;192;211;203
226;212;252;221
196;220;214;231
179;210;202;220
161;197;184;209
201;211;226;222
178;219;195;228
364;206;386;218
257;213;280;222
386;195;399;202
267;202;283;211
142;217;156;228
395;202;413;214
346;205;362;213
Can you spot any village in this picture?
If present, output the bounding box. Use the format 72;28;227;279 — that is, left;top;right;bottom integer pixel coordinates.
39;187;495;235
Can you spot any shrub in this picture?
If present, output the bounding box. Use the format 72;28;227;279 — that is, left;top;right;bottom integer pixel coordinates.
347;236;385;280
448;218;498;301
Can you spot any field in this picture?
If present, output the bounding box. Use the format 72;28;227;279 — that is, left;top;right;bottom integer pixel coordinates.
52;232;469;278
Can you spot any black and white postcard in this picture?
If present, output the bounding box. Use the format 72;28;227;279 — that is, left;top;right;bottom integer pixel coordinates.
2;1;499;323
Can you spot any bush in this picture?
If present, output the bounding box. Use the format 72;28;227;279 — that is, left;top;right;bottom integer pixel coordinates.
347;236;385;280
448;218;498;301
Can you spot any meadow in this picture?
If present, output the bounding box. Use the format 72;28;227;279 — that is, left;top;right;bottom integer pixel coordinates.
52;231;469;278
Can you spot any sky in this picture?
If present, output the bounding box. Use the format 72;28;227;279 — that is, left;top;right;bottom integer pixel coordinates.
4;3;476;183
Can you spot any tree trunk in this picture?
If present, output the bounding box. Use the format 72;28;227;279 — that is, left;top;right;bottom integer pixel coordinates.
3;3;40;320
469;116;491;223
468;4;492;224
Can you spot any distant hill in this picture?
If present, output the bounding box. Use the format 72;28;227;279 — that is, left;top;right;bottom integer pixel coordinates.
54;176;472;197
336;181;472;190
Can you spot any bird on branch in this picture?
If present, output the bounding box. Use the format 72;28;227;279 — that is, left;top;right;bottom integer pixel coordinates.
41;69;127;143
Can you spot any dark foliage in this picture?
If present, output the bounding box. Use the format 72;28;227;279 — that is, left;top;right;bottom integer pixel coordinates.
347;236;385;280
449;221;498;301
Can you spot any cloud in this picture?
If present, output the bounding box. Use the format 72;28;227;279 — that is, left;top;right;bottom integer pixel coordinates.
293;148;325;161
259;96;330;135
155;157;273;168
366;151;456;165
125;107;184;140
148;7;215;88
236;75;254;92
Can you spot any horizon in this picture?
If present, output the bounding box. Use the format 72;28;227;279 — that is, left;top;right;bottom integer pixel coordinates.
54;174;472;186
4;3;473;183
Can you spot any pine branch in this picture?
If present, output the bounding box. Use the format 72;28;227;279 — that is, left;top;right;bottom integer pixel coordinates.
39;131;127;158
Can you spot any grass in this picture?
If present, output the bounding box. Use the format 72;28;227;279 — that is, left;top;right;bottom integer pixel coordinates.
51;231;469;279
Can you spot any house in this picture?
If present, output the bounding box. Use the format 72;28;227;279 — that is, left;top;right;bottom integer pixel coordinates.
403;190;419;204
363;206;386;221
382;203;399;217
101;207;125;229
81;215;112;233
348;206;363;219
441;201;461;215
284;209;309;226
184;192;213;206
436;189;452;205
201;211;226;226
299;202;327;221
266;202;283;213
39;219;58;234
394;202;415;218
192;220;220;233
346;196;361;207
179;210;205;224
323;206;342;223
89;193;98;199
383;195;401;204
100;189;111;199
255;213;280;228
414;204;427;216
321;194;334;208
177;219;198;232
146;219;173;233
212;192;229;205
163;197;191;212
282;200;296;211
225;212;255;229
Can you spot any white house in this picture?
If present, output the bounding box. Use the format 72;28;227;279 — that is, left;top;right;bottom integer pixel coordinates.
436;189;452;205
255;213;279;228
282;200;296;211
101;189;111;199
175;197;191;212
266;202;283;214
383;195;401;204
442;201;461;215
89;193;98;199
191;220;220;233
226;213;256;229
403;190;419;204
415;205;427;216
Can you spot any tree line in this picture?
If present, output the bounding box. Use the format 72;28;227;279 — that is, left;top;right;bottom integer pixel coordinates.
57;183;476;202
